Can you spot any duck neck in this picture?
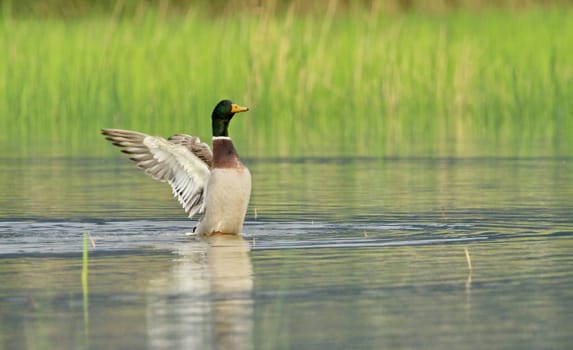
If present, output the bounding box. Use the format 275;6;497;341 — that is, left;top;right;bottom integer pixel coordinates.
212;118;230;137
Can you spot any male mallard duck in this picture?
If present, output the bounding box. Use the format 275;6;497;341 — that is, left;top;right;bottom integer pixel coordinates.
101;99;251;235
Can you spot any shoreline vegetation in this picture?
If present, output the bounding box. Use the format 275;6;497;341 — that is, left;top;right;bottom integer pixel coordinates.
3;0;573;18
0;1;572;158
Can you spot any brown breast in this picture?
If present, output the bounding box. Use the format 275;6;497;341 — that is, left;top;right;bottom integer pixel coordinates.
212;137;246;169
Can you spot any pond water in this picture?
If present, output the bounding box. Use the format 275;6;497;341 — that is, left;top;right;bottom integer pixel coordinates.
1;157;572;349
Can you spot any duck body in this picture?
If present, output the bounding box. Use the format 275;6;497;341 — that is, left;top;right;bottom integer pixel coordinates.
102;100;251;236
196;137;251;235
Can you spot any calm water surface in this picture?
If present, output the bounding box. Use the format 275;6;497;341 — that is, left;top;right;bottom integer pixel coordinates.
1;157;572;349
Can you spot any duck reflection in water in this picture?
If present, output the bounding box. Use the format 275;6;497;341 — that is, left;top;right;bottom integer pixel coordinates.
147;235;253;350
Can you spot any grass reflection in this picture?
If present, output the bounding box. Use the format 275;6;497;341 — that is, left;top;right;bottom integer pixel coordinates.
81;232;90;345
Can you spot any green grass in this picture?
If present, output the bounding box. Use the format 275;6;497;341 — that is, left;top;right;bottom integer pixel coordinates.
0;6;572;158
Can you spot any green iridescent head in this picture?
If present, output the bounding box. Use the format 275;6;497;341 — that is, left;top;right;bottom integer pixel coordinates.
211;99;249;137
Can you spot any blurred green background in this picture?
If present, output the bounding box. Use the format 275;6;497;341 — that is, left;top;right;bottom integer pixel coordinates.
1;0;572;158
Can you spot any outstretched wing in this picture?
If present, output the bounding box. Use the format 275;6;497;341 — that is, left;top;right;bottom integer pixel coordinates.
168;134;213;168
102;128;211;218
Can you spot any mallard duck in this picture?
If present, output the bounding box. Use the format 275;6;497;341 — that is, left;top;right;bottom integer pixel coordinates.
101;99;251;235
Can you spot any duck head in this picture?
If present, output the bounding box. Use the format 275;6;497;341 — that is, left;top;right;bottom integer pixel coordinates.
211;99;249;137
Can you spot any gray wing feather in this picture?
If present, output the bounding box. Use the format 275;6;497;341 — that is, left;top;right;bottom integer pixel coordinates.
102;128;211;218
168;134;213;168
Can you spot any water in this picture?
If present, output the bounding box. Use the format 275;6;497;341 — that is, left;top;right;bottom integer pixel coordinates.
1;157;572;349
